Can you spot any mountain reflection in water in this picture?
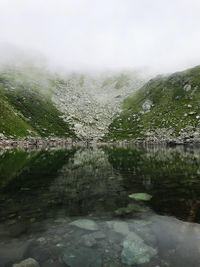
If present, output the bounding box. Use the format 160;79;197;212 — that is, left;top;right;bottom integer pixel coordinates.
0;145;200;267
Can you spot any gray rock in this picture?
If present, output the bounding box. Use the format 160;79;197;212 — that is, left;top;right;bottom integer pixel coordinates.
184;84;192;92
113;221;129;235
70;219;98;231
92;231;106;240
61;247;102;267
142;100;153;112
81;234;97;247
189;111;196;115
121;233;157;265
13;258;40;267
74;123;82;129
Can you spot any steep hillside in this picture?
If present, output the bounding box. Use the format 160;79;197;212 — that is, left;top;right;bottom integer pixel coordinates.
0;64;145;140
106;66;200;142
0;66;76;138
52;71;145;140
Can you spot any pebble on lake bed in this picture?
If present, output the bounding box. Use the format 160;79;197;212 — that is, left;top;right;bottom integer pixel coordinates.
129;193;152;201
13;258;40;267
69;219;98;231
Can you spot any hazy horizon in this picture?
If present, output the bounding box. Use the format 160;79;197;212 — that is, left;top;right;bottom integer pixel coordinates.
0;0;200;75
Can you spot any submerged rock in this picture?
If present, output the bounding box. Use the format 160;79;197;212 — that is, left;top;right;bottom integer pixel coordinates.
61;247;102;267
129;193;152;201
81;234;97;247
13;258;40;267
114;203;149;216
121;233;157;265
92;231;106;240
70;219;98;231
113;221;129;236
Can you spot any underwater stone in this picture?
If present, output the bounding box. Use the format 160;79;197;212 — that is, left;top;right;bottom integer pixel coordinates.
13;258;40;267
113;221;129;235
62;247;102;267
129;193;152;201
121;233;157;265
81;234;97;247
70;219;98;231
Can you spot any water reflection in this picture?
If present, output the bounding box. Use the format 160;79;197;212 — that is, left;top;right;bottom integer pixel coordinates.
0;145;200;266
104;145;200;222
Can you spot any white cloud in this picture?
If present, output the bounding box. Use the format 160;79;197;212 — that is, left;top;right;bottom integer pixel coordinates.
0;0;200;74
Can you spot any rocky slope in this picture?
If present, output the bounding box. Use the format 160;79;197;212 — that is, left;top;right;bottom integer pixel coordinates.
0;64;145;141
0;66;76;139
106;65;200;143
52;72;145;140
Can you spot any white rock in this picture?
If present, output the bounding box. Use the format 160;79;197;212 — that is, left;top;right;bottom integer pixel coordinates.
184;84;192;92
142;100;153;111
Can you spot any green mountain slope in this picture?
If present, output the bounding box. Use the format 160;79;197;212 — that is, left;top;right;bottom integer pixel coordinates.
106;65;200;141
0;67;76;138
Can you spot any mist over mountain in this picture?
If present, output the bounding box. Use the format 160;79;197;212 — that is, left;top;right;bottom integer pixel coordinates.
1;0;200;74
0;0;200;143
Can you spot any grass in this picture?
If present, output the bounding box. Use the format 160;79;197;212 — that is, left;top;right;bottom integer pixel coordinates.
105;65;200;140
102;74;130;89
0;69;76;139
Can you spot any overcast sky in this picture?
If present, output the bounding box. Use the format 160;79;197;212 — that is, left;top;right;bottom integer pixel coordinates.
0;0;200;74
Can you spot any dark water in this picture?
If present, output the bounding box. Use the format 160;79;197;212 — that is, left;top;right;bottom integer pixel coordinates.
0;145;200;267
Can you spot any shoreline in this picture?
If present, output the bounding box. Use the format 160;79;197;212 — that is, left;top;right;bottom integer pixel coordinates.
0;135;200;150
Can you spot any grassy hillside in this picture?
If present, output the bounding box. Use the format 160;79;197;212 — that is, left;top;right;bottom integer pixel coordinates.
106;65;200;140
0;67;76;138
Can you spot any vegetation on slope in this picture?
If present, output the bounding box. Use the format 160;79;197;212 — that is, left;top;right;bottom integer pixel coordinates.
102;73;130;89
106;65;200;140
0;66;76;138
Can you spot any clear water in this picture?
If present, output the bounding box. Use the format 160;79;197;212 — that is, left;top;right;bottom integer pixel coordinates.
0;145;200;267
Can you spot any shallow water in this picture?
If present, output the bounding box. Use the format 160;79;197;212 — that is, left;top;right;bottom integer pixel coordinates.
0;145;200;266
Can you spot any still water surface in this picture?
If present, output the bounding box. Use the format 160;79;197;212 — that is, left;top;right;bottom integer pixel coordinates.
0;145;200;267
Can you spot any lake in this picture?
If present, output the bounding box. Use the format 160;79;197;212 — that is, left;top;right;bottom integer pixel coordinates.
0;144;200;267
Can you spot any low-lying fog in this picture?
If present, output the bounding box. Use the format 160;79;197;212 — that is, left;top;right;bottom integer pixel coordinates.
0;0;200;75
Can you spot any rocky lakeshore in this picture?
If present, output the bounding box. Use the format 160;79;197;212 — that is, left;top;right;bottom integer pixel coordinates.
0;135;75;149
2;126;200;150
114;125;200;146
